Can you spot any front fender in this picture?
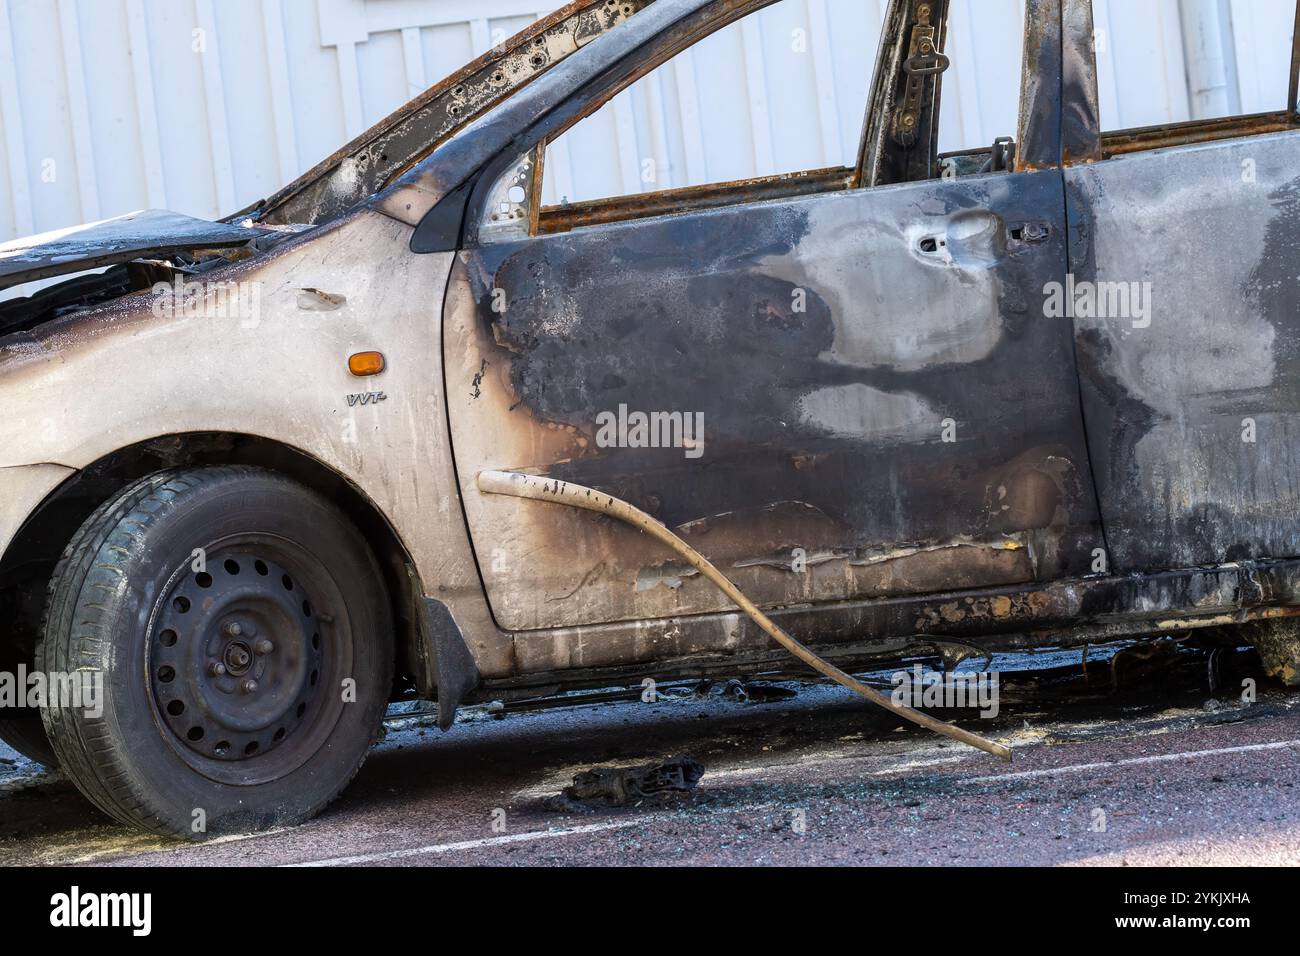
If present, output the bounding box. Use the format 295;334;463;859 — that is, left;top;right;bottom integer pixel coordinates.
0;208;512;678
0;211;439;476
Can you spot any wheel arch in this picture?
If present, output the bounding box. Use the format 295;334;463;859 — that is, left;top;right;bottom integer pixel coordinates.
0;432;426;704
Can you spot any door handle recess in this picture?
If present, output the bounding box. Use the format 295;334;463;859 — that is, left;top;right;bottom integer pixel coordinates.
914;210;1008;266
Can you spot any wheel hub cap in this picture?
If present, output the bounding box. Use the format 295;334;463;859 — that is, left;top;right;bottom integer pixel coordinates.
150;554;325;762
223;639;253;676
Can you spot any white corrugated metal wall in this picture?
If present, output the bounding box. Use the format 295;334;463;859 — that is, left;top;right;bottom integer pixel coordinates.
0;0;1293;243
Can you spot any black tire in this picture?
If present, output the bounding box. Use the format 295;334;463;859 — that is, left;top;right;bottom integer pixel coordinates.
36;466;393;838
0;715;56;766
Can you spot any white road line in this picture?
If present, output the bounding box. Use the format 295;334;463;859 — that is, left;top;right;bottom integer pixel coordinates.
959;738;1300;786
282;819;651;867
284;803;780;867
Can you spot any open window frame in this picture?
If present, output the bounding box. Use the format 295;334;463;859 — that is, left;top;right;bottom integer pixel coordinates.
1060;0;1300;166
468;0;1070;244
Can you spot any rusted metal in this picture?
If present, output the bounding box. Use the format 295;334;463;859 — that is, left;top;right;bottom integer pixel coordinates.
537;167;855;233
1100;111;1297;156
1060;0;1102;165
479;469;1012;758
375;0;724;232
869;0;950;184
1014;0;1062;172
482;557;1300;690
893;0;950;149
245;0;656;228
1061;0;1295;165
856;0;908;186
563;755;705;803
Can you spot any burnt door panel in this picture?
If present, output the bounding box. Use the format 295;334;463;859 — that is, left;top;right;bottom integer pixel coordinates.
446;170;1100;632
1066;130;1300;572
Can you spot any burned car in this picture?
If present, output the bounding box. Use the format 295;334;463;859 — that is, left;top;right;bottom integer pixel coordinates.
2;0;1300;837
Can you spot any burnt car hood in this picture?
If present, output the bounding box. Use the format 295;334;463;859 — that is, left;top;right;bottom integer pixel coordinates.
0;209;262;292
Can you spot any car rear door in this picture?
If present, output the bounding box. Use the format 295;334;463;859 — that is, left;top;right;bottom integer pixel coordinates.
1062;0;1300;572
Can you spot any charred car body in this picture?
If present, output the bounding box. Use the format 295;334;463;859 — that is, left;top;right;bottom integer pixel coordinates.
2;0;1300;836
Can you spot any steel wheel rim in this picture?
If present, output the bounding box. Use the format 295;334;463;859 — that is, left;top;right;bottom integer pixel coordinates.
146;534;354;786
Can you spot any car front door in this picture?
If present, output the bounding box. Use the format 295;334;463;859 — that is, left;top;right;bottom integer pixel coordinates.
444;0;1102;634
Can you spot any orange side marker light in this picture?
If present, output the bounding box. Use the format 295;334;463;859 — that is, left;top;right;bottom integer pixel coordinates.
348;351;385;376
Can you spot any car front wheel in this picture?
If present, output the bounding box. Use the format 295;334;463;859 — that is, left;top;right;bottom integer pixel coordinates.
37;466;393;838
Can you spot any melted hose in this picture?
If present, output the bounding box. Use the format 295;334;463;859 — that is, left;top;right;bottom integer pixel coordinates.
477;470;1012;761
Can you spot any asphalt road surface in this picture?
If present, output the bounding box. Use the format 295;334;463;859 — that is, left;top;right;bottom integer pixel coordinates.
3;641;1299;866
